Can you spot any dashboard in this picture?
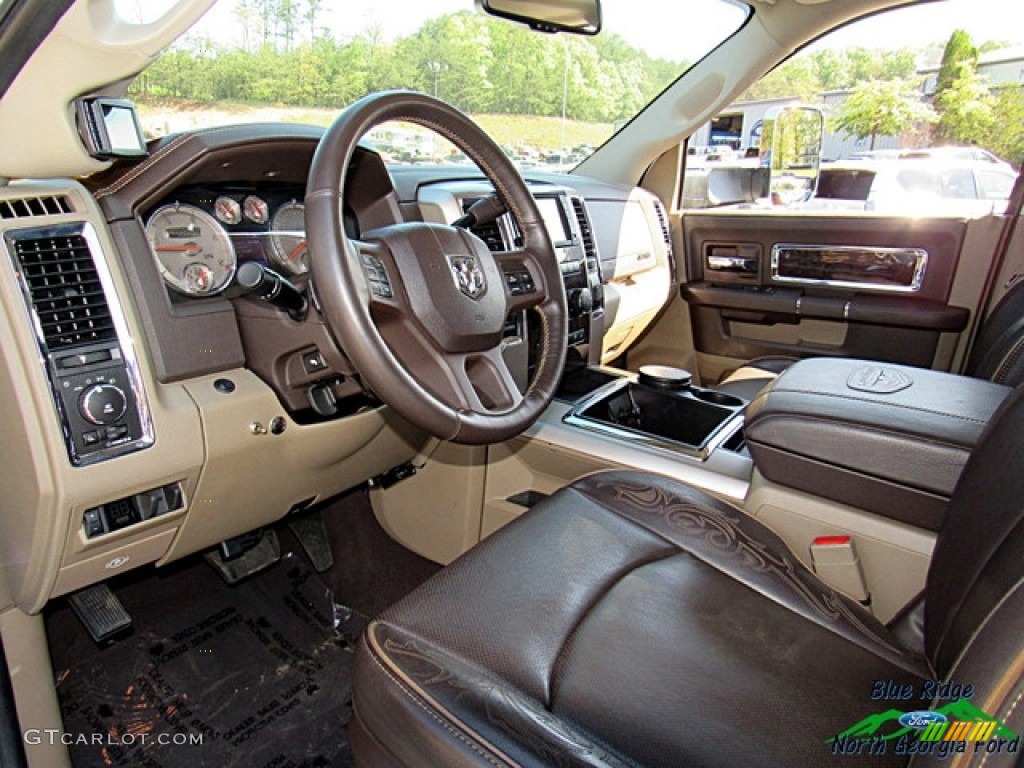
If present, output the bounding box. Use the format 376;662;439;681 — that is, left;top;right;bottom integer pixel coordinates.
0;123;673;613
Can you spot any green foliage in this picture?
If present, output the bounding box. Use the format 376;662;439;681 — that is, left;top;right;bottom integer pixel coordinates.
934;60;995;145
935;29;978;98
981;87;1024;166
832;79;936;149
128;5;685;123
741;48;917;102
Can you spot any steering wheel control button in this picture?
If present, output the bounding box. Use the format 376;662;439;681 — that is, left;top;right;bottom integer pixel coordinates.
361;252;393;298
503;265;536;295
79;384;128;426
213;378;236;394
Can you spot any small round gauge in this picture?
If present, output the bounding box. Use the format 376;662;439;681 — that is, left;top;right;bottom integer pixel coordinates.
214;195;242;225
146;203;237;296
269;200;309;275
243;195;270;224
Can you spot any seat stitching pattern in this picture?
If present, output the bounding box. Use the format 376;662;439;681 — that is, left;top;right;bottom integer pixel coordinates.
365;624;517;768
992;334;1024;384
574;478;920;668
762;387;992;425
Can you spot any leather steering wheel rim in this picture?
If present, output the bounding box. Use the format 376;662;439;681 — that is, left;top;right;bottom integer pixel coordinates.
306;91;568;444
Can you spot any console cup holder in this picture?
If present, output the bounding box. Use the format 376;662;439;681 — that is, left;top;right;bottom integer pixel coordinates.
565;378;746;459
692;389;745;408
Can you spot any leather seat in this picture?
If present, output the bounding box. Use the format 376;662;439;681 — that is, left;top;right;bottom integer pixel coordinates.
717;277;1024;400
351;385;1024;767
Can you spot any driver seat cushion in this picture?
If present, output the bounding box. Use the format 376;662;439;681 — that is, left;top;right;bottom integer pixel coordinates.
351;471;929;768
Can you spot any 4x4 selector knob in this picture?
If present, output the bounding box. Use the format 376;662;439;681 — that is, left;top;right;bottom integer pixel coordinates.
79;383;127;426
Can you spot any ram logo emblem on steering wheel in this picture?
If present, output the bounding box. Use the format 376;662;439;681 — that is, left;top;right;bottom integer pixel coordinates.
448;255;486;300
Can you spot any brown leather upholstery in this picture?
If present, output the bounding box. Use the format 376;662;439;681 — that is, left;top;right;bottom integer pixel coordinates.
351;385;1024;767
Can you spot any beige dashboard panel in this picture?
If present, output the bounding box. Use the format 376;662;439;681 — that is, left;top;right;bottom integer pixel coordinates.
166;371;426;562
745;470;936;624
0;180;205;613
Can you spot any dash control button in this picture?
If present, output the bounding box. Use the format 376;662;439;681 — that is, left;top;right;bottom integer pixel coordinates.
302;350;328;375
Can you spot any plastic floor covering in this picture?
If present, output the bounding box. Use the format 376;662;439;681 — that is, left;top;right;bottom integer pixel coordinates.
53;554;361;768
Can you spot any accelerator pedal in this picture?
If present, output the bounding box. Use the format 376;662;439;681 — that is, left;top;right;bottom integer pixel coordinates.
69;583;132;644
205;529;281;585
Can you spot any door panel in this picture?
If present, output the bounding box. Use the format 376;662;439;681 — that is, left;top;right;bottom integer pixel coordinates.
680;211;971;379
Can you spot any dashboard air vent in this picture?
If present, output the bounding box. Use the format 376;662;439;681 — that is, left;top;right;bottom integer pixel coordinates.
571;197;598;265
0;195;72;220
13;234;116;350
463;199;506;251
653;200;674;258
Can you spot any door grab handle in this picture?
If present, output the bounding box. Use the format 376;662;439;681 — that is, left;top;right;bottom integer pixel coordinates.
707;255;758;273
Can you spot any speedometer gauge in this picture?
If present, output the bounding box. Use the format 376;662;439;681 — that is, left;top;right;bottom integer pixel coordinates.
268;200;309;275
146;203;238;296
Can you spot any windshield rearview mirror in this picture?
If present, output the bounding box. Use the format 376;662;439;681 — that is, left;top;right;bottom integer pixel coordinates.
760;106;824;206
478;0;602;35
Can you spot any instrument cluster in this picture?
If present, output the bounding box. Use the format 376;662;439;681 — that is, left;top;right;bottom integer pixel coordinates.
144;184;310;297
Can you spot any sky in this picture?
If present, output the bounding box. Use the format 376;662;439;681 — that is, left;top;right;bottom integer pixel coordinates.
121;0;1024;64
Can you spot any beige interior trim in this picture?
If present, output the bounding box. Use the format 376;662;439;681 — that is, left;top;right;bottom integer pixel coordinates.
947;216;1003;373
1;608;71;768
745;470;936;623
0;0;216;179
617;292;701;382
370;442;488;566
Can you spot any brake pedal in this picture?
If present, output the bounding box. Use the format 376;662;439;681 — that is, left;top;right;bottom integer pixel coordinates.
287;510;334;573
69;583;132;644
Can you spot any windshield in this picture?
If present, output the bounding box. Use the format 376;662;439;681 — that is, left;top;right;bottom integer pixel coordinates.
125;0;748;169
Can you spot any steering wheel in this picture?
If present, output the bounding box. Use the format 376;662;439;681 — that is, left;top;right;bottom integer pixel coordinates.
306;91;568;445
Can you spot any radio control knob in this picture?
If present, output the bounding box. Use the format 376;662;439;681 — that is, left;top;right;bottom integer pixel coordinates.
568;287;593;314
79;384;127;426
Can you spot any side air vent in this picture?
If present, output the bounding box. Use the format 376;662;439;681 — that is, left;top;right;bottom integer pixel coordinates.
653;200;673;258
0;195;73;220
13;233;116;350
571;197;598;265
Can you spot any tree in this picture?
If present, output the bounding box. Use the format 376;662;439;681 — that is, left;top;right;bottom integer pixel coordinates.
935;30;978;98
934;60;995;145
982;86;1024;166
833;78;936;149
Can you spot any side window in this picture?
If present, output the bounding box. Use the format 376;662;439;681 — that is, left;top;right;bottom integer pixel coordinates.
681;0;1023;214
977;170;1016;200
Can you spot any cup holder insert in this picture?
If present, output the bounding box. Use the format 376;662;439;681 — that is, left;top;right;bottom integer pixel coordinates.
577;382;742;451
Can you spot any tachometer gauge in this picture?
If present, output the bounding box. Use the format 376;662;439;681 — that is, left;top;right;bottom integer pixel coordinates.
214;195;242;225
243;195;269;224
268;200;309;275
146;203;238;296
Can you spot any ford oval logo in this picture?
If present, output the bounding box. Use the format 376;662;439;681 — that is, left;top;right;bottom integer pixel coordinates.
898;711;947;729
105;555;131;570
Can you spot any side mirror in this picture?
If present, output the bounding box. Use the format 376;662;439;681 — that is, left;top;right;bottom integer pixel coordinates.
478;0;602;35
760;106;824;206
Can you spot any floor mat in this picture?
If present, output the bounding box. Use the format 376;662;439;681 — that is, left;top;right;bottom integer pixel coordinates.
54;554;362;768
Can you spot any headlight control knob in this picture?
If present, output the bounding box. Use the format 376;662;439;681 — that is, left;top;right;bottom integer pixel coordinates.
79;383;127;426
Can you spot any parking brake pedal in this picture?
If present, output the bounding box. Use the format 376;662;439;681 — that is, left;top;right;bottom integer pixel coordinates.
205;530;281;585
69;584;132;644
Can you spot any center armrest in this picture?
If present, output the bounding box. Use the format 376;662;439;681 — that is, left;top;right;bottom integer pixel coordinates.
744;358;1010;531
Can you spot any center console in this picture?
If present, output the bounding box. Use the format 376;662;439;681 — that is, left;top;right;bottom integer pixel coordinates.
743;358;1011;531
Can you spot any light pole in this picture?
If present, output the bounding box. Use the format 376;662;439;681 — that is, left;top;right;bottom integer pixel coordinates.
560;39;570;157
428;61;448;99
